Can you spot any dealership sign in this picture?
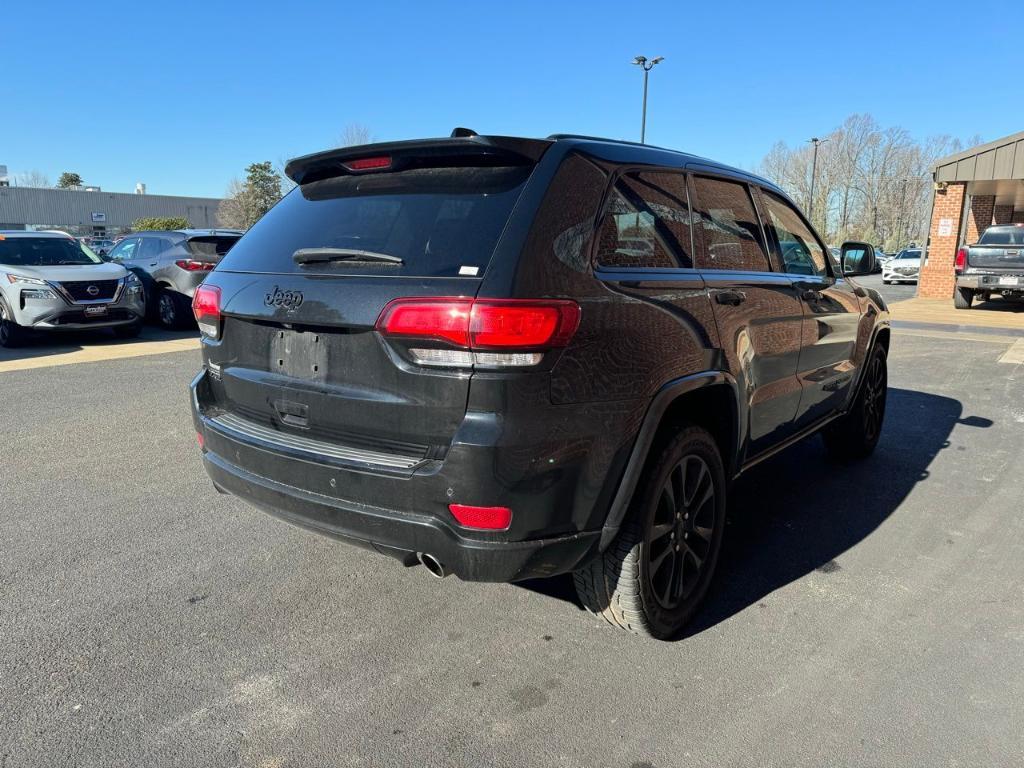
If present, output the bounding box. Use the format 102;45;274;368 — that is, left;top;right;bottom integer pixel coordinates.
91;212;106;223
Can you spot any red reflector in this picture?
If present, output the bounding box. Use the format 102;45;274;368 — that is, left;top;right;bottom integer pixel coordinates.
344;156;392;172
955;247;968;274
196;431;205;450
176;259;215;271
376;298;579;350
448;504;512;530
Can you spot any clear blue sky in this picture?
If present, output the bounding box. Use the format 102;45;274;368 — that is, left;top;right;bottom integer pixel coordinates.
5;0;1021;198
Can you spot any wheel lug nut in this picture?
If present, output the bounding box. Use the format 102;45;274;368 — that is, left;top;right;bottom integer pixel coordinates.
683;513;689;520
684;533;689;539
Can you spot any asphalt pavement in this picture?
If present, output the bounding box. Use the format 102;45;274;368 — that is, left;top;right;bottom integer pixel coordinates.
2;329;1023;767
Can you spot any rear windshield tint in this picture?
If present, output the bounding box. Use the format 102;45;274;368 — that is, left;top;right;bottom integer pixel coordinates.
186;235;240;257
979;228;1024;246
0;237;102;266
216;166;533;277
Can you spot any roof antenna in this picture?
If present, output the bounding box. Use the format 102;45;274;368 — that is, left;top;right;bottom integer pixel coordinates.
450;127;478;138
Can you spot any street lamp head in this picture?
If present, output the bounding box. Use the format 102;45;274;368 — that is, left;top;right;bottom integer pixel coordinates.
632;55;647;65
650;56;665;65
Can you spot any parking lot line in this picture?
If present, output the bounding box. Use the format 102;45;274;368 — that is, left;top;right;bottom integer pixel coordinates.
0;337;199;374
998;338;1024;364
895;328;1022;345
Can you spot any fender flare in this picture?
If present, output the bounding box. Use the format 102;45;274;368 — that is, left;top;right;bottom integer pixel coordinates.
599;370;740;550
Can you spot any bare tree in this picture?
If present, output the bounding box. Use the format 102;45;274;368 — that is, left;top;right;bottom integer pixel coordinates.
217;178;248;229
338;123;373;147
758;114;978;251
14;170;50;188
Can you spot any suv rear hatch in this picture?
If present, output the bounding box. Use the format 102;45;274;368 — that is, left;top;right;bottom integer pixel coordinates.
199;136;550;471
184;233;240;266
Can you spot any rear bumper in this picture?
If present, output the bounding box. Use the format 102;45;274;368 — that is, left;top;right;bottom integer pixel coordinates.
190;369;613;582
201;448;600;582
957;273;1024;291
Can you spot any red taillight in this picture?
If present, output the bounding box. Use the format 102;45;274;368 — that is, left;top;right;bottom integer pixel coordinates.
175;259;216;271
955;247;968;274
377;299;473;346
343;156;392;172
448;504;512;531
376;298;580;351
192;284;221;338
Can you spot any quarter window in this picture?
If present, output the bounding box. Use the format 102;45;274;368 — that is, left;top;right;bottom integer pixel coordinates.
761;192;828;277
595;172;693;269
692;177;770;272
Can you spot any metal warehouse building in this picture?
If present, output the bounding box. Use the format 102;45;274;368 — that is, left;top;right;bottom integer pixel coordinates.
0;186;223;237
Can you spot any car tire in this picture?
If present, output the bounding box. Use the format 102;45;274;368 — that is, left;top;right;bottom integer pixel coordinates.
113;320;143;339
954;287;974;310
157;288;191;329
573;425;726;639
0;301;27;348
882;279;891;285
823;344;887;461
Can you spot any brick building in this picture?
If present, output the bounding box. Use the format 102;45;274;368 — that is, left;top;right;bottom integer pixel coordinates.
919;131;1024;299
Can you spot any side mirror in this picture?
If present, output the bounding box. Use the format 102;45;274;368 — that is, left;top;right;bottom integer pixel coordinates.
840;241;876;277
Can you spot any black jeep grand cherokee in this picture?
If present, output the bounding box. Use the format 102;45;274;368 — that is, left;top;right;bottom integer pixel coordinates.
191;131;889;638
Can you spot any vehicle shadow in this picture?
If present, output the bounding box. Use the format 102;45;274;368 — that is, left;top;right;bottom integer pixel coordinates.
517;388;990;637
0;326;198;365
973;295;1024;313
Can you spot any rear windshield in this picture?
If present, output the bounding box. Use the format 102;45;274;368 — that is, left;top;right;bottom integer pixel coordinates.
0;237;103;266
186;235;240;257
216;165;532;277
898;250;922;260
979;227;1024;246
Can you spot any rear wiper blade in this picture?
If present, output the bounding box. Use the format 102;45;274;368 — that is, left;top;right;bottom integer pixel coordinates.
292;248;404;265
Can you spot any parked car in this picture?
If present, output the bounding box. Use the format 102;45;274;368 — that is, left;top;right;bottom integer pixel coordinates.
882;248;922;284
953;224;1024;309
189;132;890;639
87;238;116;256
105;229;242;328
0;231;145;346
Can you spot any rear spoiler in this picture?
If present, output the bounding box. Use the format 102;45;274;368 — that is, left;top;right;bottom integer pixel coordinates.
285;134;553;185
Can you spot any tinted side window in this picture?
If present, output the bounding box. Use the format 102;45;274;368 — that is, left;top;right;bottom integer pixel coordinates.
138;237;168;260
761;191;828;277
692;177;770;272
595;172;693;269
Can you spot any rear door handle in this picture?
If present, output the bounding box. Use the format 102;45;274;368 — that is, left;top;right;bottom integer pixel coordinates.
801;289;823;301
714;290;746;306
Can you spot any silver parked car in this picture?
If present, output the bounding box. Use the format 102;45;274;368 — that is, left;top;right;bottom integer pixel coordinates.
882;248;923;284
105;229;242;328
0;231;145;347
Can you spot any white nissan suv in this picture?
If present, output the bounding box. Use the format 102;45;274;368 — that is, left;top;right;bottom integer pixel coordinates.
0;231;146;347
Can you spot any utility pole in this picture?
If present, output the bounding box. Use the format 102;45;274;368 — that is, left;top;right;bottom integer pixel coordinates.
632;56;664;144
808;136;829;227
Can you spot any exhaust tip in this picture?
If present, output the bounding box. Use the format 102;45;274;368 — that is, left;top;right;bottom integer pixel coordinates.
417;552;449;579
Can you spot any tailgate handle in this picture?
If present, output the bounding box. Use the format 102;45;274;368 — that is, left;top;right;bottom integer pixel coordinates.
273;399;309;428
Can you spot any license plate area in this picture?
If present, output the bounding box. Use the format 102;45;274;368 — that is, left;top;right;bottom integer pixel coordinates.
270;328;328;380
998;276;1020;286
84;305;108;317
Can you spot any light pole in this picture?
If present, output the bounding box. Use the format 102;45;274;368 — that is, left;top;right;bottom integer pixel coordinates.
632;55;664;144
808;136;829;226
